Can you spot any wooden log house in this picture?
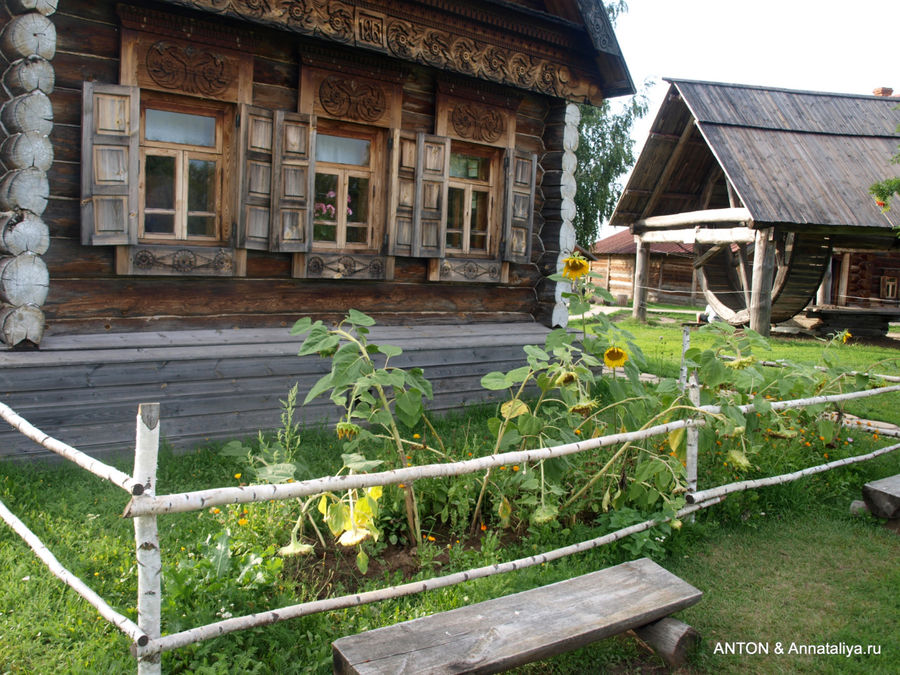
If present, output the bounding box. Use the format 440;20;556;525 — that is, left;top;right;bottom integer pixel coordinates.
610;80;900;335
0;0;634;458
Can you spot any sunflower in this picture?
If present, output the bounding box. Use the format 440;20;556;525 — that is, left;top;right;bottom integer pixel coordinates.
842;331;852;344
335;421;361;440
568;399;598;417
603;346;628;369
561;254;590;282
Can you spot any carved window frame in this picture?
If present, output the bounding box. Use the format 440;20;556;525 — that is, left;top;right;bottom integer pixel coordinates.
83;13;255;277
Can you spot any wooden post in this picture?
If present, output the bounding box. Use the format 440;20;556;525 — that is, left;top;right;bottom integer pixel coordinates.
632;237;649;322
749;227;775;335
634;617;699;668
686;372;700;496
817;257;833;305
837;253;850;306
133;403;162;675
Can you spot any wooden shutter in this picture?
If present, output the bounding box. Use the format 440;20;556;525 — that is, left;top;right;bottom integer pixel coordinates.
388;130;417;257
237;105;275;250
414;133;450;258
81;82;139;246
502;149;537;264
270;111;314;252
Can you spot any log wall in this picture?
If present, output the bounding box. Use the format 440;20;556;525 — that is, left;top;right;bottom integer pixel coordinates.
0;322;549;461
15;0;562;337
839;251;900;308
591;254;698;307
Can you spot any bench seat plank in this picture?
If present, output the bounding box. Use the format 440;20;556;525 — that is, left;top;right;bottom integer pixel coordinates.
332;558;702;674
862;473;900;519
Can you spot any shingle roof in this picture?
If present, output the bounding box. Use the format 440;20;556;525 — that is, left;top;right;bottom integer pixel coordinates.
591;229;692;256
611;80;900;235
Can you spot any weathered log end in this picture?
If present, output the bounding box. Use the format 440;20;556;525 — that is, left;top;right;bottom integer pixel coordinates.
8;0;59;18
0;303;44;347
633;617;700;668
849;499;870;516
0;211;50;255
0;13;57;62
862;474;900;519
0;252;50;306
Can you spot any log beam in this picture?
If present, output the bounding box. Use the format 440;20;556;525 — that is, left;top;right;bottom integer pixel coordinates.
638;224;755;245
632;237;649;322
639;120;696;220
634;617;699;668
635;207;752;231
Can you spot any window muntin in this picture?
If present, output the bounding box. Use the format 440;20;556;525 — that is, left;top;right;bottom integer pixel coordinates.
313;131;376;249
446;148;495;256
139;99;225;243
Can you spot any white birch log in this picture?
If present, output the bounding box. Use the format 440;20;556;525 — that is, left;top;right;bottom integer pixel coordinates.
7;0;58;16
0;167;50;214
3;55;55;95
0;91;54;135
133;404;162;674
0;252;48;305
686;441;900;504
1;131;53;171
0;12;57;61
0;303;44;345
0;211;50;255
134;497;722;658
125;383;900;518
0;400;142;493
0;498;147;646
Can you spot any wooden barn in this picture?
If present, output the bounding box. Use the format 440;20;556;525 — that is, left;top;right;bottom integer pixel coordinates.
0;0;634;459
609;79;900;335
590;228;697;306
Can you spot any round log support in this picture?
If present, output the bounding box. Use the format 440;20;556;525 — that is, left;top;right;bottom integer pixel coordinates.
633;617;699;668
0;253;49;306
3;55;55;95
1;131;54;171
0;303;44;347
0;211;50;255
550;103;579;327
0;167;50;215
0;2;55;349
0;12;57;61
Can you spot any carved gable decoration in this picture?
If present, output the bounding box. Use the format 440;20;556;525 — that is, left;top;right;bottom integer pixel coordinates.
436;92;516;149
159;0;606;104
301;66;400;128
119;7;253;104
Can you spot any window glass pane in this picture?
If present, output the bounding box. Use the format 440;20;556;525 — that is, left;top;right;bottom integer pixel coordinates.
314;173;339;222
187;215;216;237
316;135;370;165
188;159;216;214
146;109;216;147
313;223;337;242
469;191;488;251
144;213;174;234
347;176;369;224
347;225;368;244
450;153;488;180
448;187;465;228
145;155;175;210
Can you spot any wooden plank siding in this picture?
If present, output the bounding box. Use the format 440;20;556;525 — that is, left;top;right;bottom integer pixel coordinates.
0;322;550;461
36;0;558;335
590;254;697;306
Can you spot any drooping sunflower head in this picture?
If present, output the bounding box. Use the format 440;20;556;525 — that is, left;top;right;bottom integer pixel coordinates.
568;399;598;418
603;346;628;369
561;254;590;282
842;331;852;344
554;369;579;387
335;421;361;440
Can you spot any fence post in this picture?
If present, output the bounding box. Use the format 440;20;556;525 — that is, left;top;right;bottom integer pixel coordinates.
133;403;162;674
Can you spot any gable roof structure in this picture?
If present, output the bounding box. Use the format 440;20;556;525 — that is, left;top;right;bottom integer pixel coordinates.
592;229;691;257
611;79;900;244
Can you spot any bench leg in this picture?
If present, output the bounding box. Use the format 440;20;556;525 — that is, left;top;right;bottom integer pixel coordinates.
633;617;699;668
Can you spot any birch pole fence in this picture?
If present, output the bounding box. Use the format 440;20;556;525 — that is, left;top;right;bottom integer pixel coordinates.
1;377;898;670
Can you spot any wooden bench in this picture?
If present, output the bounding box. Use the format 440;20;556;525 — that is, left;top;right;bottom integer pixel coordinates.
332;558;702;674
862;474;900;519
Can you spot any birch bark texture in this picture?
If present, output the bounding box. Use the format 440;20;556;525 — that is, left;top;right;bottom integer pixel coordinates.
0;1;55;347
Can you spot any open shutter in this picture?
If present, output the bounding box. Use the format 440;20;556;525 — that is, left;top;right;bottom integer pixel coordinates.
388;130;417;257
414;133;450;258
502;149;537;264
270;111;314;252
81;82;139;246
237;105;275;250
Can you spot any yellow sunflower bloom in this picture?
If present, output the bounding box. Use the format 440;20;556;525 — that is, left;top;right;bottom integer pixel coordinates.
604;346;628;369
842;331;851;344
561;255;590;282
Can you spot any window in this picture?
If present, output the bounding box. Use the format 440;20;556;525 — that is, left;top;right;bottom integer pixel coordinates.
313;132;376;249
139;98;227;243
446;150;495;256
881;276;898;299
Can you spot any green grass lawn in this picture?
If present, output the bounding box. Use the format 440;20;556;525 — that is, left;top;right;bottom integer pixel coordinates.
1;322;898;674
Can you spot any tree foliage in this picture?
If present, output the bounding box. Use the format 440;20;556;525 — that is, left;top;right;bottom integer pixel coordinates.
572;1;649;248
573;90;649;249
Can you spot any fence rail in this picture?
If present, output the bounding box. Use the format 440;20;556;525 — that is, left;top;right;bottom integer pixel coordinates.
1;377;898;672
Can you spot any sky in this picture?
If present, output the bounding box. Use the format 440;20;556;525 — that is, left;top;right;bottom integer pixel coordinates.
600;0;899;235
